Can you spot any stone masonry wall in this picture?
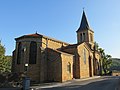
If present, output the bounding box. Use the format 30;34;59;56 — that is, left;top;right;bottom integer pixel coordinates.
78;44;91;78
60;47;80;79
42;37;69;49
61;54;73;82
47;49;62;82
13;37;43;83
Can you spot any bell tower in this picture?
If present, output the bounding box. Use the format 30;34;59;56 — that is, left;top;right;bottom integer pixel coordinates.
76;10;94;49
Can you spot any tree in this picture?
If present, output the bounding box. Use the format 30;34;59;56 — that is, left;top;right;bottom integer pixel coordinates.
4;56;12;73
102;54;112;74
98;48;104;75
0;41;12;73
98;48;112;75
0;41;6;73
94;42;99;50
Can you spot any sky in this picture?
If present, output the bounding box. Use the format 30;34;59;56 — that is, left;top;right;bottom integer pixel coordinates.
0;0;120;58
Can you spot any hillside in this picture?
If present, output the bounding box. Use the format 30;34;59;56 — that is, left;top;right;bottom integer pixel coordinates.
110;58;120;71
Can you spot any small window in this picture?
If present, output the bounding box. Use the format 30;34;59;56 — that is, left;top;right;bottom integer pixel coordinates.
67;63;71;73
29;41;37;64
83;49;86;64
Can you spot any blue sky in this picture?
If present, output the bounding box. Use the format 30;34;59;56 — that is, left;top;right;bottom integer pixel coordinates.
0;0;120;58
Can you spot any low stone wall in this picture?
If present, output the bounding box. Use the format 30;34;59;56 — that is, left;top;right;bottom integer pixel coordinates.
112;71;120;76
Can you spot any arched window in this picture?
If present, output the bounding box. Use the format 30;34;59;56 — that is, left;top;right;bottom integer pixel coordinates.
29;41;37;64
83;49;86;64
67;62;71;73
17;42;22;64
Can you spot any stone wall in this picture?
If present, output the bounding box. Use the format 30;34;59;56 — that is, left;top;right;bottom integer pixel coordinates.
47;48;73;82
47;49;62;82
60;47;80;79
13;37;43;83
112;71;120;76
78;43;93;78
13;36;70;83
42;37;69;49
61;53;73;82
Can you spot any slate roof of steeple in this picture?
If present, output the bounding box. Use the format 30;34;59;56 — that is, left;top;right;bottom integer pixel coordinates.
77;10;93;32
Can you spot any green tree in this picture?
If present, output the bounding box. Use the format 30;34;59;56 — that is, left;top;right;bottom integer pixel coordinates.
98;48;112;75
0;41;12;73
0;41;6;73
4;56;12;73
102;54;112;74
94;42;99;50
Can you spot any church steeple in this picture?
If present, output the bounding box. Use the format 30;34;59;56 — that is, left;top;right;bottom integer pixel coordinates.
76;10;94;47
77;10;90;32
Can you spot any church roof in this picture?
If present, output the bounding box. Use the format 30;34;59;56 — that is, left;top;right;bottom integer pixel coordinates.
61;42;93;52
47;48;74;56
25;33;41;37
15;32;70;45
15;33;42;40
77;10;93;32
63;44;78;48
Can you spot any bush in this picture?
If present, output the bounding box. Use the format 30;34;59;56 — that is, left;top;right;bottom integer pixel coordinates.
0;72;24;88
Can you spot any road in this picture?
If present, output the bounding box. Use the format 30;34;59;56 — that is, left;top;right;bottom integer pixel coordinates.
40;76;120;90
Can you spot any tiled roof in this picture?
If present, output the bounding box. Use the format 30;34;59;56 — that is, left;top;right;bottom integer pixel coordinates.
47;48;74;56
25;33;41;37
60;42;94;52
60;43;80;49
15;33;70;45
15;33;42;40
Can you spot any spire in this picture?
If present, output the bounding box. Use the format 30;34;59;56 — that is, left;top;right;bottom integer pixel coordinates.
77;10;90;32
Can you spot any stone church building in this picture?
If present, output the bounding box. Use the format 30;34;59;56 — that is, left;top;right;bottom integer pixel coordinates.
12;11;101;83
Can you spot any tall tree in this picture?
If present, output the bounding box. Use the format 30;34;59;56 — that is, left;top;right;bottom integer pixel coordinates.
94;42;99;50
4;56;12;73
98;48;112;75
0;41;6;73
0;41;12;73
102;54;112;74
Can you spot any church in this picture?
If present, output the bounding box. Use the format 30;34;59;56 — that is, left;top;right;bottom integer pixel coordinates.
12;11;101;83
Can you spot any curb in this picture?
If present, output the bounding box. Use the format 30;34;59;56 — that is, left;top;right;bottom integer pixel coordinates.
30;76;101;90
73;76;101;82
30;81;71;90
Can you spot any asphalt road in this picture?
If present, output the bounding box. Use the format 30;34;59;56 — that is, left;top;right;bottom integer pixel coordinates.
40;76;120;90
